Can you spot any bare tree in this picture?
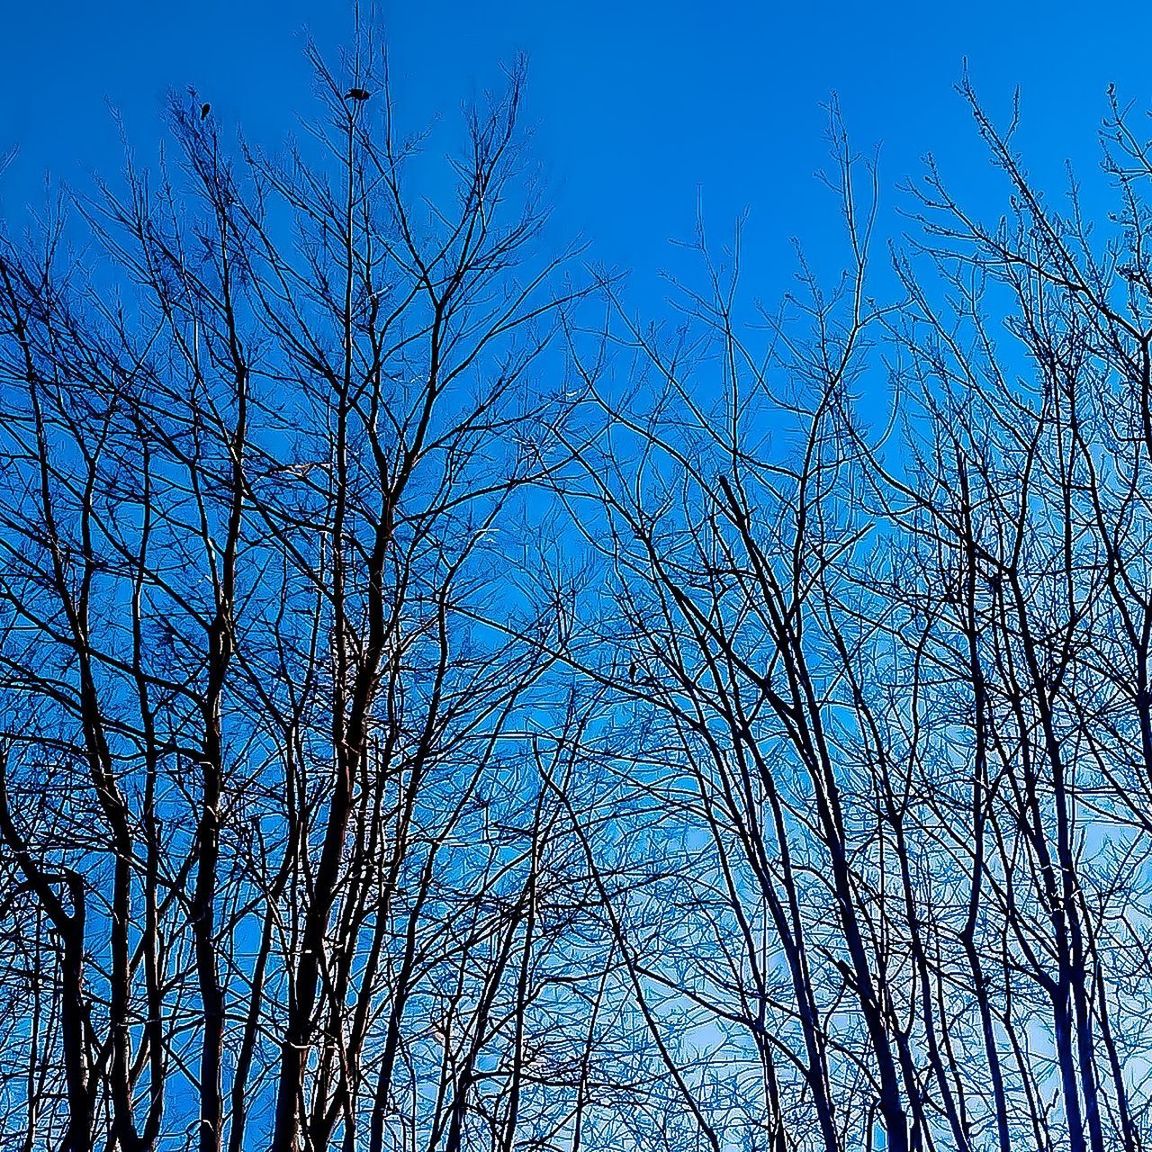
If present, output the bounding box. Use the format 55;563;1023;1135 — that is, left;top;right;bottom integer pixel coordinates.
7;25;1152;1152
0;39;604;1152
549;91;1152;1152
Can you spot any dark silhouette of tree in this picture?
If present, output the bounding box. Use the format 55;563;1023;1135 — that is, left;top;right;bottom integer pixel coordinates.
547;92;1152;1152
4;28;1152;1152
0;43;606;1152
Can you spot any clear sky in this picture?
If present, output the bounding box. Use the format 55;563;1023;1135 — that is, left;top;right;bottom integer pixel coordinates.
1;1;1149;303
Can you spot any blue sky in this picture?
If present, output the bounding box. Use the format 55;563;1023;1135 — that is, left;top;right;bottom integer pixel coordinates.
1;1;1149;303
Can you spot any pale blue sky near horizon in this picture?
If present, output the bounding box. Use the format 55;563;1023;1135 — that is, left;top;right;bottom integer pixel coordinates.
0;1;1148;304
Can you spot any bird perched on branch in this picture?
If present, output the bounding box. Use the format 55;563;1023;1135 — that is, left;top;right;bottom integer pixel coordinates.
345;87;371;102
200;103;210;120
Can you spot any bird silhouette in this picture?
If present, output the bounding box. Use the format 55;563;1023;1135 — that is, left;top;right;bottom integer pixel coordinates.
200;103;211;120
345;87;371;102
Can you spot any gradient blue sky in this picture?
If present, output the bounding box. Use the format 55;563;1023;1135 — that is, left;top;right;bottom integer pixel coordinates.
0;1;1148;301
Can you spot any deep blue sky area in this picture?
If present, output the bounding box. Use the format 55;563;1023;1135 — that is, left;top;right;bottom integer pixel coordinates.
0;1;1149;303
